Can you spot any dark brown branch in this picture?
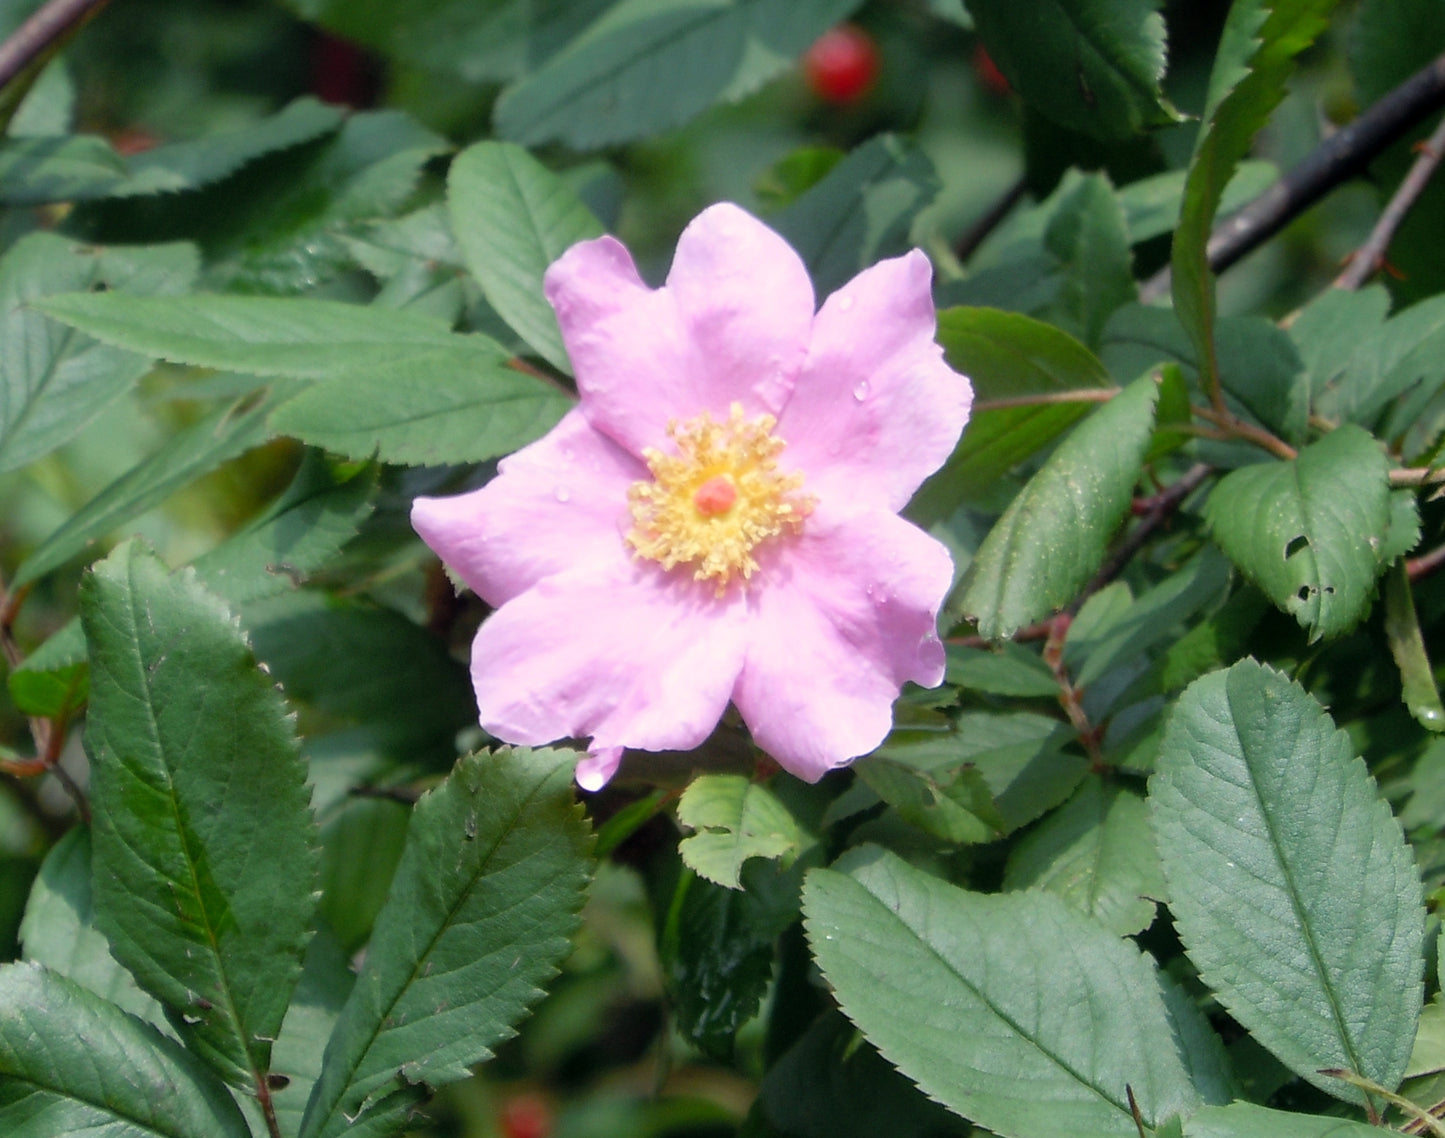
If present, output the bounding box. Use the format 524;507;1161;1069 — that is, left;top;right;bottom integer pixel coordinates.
1141;49;1445;302
954;175;1028;263
1408;543;1445;584
1335;112;1445;290
0;0;110;92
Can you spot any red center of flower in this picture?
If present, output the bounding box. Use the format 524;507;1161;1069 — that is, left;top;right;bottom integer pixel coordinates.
693;475;738;516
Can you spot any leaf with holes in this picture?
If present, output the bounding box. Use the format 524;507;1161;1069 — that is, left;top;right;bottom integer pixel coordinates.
298;748;591;1138
1203;425;1391;641
1151;659;1425;1103
677;775;803;890
81;542;318;1088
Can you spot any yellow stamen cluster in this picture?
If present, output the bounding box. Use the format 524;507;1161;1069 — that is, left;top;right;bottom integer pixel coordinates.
627;403;812;591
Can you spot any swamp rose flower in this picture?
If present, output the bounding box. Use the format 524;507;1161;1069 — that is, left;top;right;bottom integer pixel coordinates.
412;203;971;789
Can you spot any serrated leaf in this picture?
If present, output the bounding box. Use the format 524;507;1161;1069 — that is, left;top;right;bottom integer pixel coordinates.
856;756;1006;844
270;928;355;1138
0;233;198;474
18;828;163;1025
944;642;1057;698
970;0;1178;140
961;374;1159;639
494;0;864;149
0;133;126;205
803;848;1210;1138
13;390;282;587
81;542;319;1087
1182;1102;1383;1138
1150;659;1425;1103
1042;171;1135;348
1003;779;1165;937
677;775;803;890
911;307;1116;523
31;292;465;379
448;141;603;373
298;748;592;1138
267;349;570;465
773;134;939;298
1203;424;1391;641
1171;0;1334;398
0;962;252;1138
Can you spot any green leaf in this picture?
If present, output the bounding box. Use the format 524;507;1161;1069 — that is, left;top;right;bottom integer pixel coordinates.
18;828;163;1025
1386;560;1445;732
270;928;355;1138
1288;284;1390;407
30;292;466;379
81;542;319;1087
1041;171;1135;348
0;133;126;205
1150;659;1425;1102
969;0;1178;140
856;755;1006;844
13;391;280;587
494;0;864;149
911;308;1115;523
298;748;592;1138
773;134;940;298
803;848;1211;1137
0;234;198;475
1003;779;1165;937
1118;161;1276;244
6;657;86;720
0;962;252;1138
1203;424;1392;641
1171;0;1334;400
961;374;1159;638
268;349;570;465
945;641;1058;698
1182;1103;1383;1138
448;141;603;373
677;775;803;890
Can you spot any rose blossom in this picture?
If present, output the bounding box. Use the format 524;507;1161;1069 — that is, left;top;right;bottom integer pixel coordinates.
412;203;971;790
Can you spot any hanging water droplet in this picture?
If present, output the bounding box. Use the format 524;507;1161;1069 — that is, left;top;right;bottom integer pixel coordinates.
553;485;572;503
852;380;870;401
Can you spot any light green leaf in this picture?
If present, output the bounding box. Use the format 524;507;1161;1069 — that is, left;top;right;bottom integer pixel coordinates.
448;141;603;373
0;962;252;1138
0;133;126;204
1003;779;1165;937
856;755;1006;844
803;848;1210;1137
494;0;864;149
13;390;281;587
18;828;164;1026
298;748;592;1138
31;292;467;379
773;134;939;298
961;374;1159;639
6;656;86;720
81;542;319;1087
0;234;198;474
677;775;803;890
969;0;1178;140
1386;561;1445;732
1203;424;1391;641
1119;161;1276;244
270;929;356;1138
268;349;570;465
1183;1102;1383;1138
944;642;1058;698
1150;659;1425;1103
1042;171;1135;348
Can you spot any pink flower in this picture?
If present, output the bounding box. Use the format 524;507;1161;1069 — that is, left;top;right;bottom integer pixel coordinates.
412;203;971;789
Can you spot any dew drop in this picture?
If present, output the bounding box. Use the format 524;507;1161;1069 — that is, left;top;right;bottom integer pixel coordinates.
1420;706;1445;726
553;485;572;503
852;380;870;401
838;294;855;312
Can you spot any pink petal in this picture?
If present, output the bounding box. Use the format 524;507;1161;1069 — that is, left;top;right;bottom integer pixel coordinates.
576;747;624;792
777;250;972;513
472;560;748;756
544;204;813;456
411;409;642;607
734;505;953;781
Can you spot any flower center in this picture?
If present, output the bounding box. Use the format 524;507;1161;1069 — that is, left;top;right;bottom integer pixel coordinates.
627;402;812;590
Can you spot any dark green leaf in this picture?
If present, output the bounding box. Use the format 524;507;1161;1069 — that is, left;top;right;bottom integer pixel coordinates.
961;374;1159;638
448;141;603;373
0;962;251;1137
0;134;126;205
298;748;592;1138
1041;171;1135;347
494;0;864;149
1151;659;1425;1102
1204;424;1392;641
945;641;1058;698
81;542;318;1086
970;0;1178;140
268;349;570;465
0;234;198;474
804;848;1210;1137
911;307;1115;523
270;928;355;1138
1385;561;1445;731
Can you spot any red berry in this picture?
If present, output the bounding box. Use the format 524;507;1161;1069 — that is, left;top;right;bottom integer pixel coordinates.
803;25;880;104
972;44;1011;98
499;1093;552;1138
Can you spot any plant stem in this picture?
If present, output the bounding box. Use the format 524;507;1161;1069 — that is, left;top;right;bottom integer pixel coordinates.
0;0;110;92
971;387;1119;412
1191;405;1298;460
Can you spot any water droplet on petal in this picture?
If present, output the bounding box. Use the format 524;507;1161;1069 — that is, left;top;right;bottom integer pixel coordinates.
852;380;870;401
838;294;855;312
553;485;572;503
